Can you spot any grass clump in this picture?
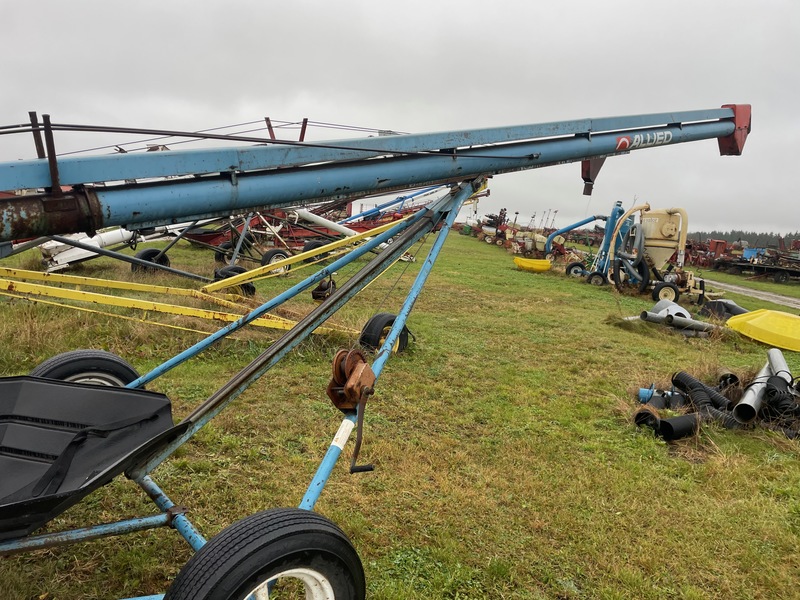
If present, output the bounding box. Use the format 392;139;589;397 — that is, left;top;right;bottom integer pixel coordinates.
0;233;798;599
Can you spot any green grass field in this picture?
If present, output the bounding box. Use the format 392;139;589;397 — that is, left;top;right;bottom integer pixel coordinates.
0;233;798;599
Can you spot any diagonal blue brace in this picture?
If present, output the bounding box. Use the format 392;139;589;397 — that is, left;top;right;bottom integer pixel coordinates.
298;179;480;511
370;179;480;379
126;187;462;480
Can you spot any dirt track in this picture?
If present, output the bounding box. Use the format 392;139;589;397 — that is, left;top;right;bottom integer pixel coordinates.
703;279;800;311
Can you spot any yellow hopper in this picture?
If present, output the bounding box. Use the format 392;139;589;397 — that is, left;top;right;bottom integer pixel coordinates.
726;309;800;352
513;257;551;273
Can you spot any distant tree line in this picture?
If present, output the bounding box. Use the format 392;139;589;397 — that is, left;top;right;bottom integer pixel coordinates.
687;230;800;248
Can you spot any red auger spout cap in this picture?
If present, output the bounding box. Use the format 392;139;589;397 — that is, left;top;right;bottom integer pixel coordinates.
718;104;751;156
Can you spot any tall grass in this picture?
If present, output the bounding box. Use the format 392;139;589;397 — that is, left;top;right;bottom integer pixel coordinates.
0;234;798;599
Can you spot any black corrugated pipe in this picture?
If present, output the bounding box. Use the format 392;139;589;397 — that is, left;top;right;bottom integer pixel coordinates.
762;375;800;422
659;414;701;441
646;394;669;410
634;409;660;431
667;392;687;410
763;422;799;440
671;371;742;429
716;369;740;390
635;409;701;441
698;381;733;411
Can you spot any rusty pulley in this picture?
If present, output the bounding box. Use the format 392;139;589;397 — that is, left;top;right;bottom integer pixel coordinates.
326;348;377;473
327;348;375;411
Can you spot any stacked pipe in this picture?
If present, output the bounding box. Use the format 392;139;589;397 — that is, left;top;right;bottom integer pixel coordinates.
635;348;799;441
638;299;725;338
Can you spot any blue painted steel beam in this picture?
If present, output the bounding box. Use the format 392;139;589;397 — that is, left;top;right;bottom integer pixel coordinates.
0;514;170;555
0;108;736;190
0;114;743;242
124;205;428;391
371;181;477;379
339;185;441;224
299;413;358;510
297;180;479;511
137;475;207;551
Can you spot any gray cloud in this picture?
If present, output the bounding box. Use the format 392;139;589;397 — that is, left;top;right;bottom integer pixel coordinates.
2;0;795;233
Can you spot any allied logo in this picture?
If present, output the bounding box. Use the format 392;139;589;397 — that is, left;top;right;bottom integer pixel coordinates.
615;131;672;152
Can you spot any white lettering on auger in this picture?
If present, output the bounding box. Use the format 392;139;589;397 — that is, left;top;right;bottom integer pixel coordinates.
616;131;673;151
630;131;673;149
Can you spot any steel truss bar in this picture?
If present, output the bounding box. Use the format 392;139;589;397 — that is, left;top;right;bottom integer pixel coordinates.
48;235;211;281
0;108;736;189
0;106;749;242
0;513;170;555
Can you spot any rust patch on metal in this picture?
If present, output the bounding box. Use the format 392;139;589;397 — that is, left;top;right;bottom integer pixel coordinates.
166;505;189;526
0;188;104;242
326;348;375;411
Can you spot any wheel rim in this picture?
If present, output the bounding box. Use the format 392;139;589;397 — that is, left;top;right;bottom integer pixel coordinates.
379;326;401;353
216;242;237;264
588;274;604;286
268;254;289;274
61;371;130;386
247;567;336;599
658;287;676;301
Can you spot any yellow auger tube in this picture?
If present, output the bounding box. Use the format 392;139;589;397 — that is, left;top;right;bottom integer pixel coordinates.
200;215;413;293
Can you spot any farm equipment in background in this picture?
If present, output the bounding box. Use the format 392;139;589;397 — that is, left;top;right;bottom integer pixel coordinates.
474;208;572;259
711;238;800;284
0;105;750;599
563;200;632;285
566;226;606;247
475;208;510;245
563;202;712;303
609;204;708;302
3;188;442;279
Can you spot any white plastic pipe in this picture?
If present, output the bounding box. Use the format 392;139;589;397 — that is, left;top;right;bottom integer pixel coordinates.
293;209;359;237
767;348;792;386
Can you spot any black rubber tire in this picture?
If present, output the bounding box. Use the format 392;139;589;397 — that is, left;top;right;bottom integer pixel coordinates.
311;278;337;301
214;265;257;297
612;257;650;294
29;349;140;387
586;271;607;286
260;248;291;273
215;241;235;264
165;508;365;600
565;261;586;277
773;271;789;284
302;240;329;263
652;282;681;303
359;312;409;353
131;248;171;273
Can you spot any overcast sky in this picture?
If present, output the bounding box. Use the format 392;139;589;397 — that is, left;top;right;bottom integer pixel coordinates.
2;1;797;235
